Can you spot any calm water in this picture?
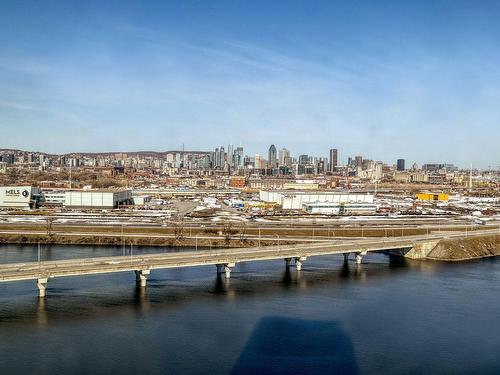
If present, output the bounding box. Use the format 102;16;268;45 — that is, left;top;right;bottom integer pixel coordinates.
1;244;499;374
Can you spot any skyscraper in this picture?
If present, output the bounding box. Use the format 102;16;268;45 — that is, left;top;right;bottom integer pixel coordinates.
278;148;290;166
227;144;234;167
254;154;262;169
219;147;225;169
234;147;244;169
268;144;277;169
329;149;338;172
397;159;405;171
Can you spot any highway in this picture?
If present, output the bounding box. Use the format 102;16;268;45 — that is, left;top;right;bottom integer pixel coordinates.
0;228;497;296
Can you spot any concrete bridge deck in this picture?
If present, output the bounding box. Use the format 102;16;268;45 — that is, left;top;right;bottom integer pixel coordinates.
0;229;497;297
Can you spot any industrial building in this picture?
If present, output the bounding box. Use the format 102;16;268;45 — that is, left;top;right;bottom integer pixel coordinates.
132;195;152;206
259;190;374;210
0;186;43;209
43;189;133;208
302;202;377;215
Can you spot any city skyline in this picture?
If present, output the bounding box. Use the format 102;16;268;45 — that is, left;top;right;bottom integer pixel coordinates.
0;144;482;171
1;1;500;167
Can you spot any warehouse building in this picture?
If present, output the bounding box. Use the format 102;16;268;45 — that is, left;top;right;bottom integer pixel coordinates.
259;190;374;210
302;202;377;215
0;186;43;209
43;189;133;209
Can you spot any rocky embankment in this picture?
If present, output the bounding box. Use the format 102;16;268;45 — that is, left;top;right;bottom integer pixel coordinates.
0;233;283;248
426;234;499;261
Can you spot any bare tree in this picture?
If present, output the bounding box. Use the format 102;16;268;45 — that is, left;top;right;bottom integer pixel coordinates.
173;219;185;241
222;221;235;244
46;217;54;236
238;222;247;243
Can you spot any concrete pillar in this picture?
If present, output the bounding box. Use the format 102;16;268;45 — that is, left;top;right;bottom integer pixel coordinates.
295;256;307;271
37;278;48;298
355;251;367;264
135;269;150;287
216;263;235;279
284;258;292;268
343;253;349;262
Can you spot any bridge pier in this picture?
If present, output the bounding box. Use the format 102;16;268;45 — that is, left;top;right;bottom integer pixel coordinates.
284;258;292;268
216;263;235;279
135;270;150;287
37;278;48;298
355;251;367;264
343;253;349;262
295;257;307;271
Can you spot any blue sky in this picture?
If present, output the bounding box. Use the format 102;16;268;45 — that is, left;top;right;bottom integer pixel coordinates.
1;0;499;167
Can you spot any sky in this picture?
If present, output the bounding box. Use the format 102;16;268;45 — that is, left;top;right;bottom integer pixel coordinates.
0;0;499;168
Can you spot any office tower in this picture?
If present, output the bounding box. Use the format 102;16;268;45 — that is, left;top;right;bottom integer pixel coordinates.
268;144;277;168
214;147;220;168
355;155;363;168
278;148;290;167
298;154;309;165
329;148;338;172
218;147;225;169
397;159;405;171
234;147;244;168
227;144;234;167
254;154;261;169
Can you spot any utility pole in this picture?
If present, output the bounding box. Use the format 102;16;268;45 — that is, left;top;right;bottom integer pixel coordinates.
469;163;473;192
122;224;125;256
69;164;72;189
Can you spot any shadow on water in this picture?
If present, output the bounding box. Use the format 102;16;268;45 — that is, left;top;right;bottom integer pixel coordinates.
282;267;292;285
212;273;227;294
232;317;359;375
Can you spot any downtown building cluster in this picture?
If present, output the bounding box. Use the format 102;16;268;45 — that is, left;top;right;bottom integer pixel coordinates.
0;147;497;190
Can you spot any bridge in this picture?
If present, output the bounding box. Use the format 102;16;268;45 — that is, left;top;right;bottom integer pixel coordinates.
0;229;497;297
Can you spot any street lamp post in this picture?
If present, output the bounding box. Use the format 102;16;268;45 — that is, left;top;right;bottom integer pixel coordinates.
122;224;125;256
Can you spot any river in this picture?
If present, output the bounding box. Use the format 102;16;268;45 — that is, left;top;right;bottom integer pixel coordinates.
1;244;499;374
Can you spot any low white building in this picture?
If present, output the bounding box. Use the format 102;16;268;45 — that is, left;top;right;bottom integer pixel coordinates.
43;189;133;209
133;195;152;206
302;202;341;215
302;202;377;215
0;186;42;209
260;190;374;210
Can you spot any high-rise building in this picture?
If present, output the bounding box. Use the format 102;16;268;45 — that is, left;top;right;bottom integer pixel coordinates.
278;148;290;167
268;145;277;169
329;149;338;172
234;147;244;169
355;155;363;168
397;159;405;171
218;147;225;169
214;147;220;168
254;154;262;169
298;154;309;165
227;144;234;167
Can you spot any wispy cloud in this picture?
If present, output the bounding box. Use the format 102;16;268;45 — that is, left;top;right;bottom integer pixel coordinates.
0;57;53;76
0;99;48;112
